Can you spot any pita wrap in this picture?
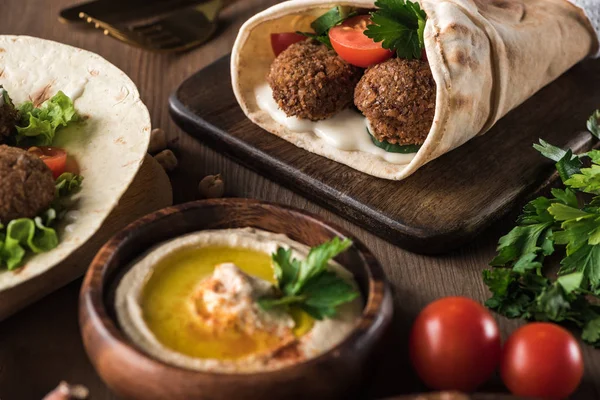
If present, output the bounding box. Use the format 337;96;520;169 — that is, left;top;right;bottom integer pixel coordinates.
231;0;597;180
0;36;150;290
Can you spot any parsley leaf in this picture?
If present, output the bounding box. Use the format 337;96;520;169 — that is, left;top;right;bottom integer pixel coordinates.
489;195;558;269
533;139;569;162
560;245;600;292
556;150;584;182
588;109;600;139
565;164;600;194
301;271;359;319
259;237;359;320
556;271;584;294
483;268;548;319
533;139;582;182
364;0;426;60
583;317;600;343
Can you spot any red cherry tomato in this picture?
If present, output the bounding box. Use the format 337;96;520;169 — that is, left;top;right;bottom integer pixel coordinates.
270;32;306;56
501;323;583;399
328;15;393;68
409;296;501;392
28;146;67;179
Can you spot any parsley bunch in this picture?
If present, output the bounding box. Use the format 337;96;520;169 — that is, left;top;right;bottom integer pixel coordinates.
365;0;426;60
259;237;359;320
484;110;600;346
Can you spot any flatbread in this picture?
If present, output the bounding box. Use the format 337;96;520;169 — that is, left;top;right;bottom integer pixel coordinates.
231;0;597;180
0;36;150;290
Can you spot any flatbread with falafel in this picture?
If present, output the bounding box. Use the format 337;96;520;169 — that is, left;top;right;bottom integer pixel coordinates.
0;36;150;295
231;0;599;180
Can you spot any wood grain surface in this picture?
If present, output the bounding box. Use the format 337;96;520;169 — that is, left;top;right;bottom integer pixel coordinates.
0;1;599;399
170;55;600;253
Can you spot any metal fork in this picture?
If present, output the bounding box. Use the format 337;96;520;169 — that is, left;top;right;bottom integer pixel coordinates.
81;0;237;52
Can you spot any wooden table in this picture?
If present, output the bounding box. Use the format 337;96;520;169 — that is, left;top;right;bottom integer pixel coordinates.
1;1;599;399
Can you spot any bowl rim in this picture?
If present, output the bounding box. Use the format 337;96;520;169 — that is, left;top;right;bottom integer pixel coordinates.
80;198;393;378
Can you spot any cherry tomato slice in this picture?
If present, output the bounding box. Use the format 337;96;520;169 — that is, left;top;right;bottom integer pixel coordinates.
501;323;583;399
328;15;393;68
270;32;306;56
409;296;502;392
28;146;67;179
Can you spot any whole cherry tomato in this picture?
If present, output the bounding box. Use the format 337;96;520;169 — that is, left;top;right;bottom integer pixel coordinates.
409;296;501;391
501;323;583;399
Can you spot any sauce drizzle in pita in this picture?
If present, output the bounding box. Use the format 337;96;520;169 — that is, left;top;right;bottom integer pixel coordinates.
254;83;416;165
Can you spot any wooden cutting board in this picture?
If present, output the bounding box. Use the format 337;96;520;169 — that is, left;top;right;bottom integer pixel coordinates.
0;155;173;321
169;55;600;253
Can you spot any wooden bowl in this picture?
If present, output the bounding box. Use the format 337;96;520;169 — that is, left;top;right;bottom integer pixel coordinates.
80;198;393;400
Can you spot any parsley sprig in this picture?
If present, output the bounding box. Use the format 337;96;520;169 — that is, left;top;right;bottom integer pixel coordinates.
484;110;600;346
258;237;359;320
365;0;426;60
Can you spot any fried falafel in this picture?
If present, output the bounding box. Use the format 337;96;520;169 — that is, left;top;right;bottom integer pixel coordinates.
0;88;18;144
267;40;363;121
0;145;55;223
354;58;436;145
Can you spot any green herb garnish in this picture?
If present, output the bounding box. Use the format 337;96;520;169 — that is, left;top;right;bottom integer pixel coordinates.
258;237;359;320
533;139;583;182
364;0;426;60
297;6;355;49
588;110;600;139
368;128;421;153
483;109;600;347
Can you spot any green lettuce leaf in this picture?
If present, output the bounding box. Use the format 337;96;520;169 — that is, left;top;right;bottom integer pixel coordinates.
16;91;78;146
0;215;58;270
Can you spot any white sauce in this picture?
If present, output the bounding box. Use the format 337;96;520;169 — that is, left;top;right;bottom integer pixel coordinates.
254;83;416;165
64;210;80;223
63;78;88;102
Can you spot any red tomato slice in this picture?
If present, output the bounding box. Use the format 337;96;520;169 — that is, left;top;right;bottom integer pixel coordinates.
29;146;67;179
409;296;502;392
270;32;306;56
501;323;583;399
329;15;393;68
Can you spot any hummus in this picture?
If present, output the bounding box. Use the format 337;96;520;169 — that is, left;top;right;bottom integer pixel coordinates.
115;228;363;373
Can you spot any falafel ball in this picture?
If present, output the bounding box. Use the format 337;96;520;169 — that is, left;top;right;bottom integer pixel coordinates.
0;91;18;144
354;58;436;145
0;145;56;223
267;40;363;121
